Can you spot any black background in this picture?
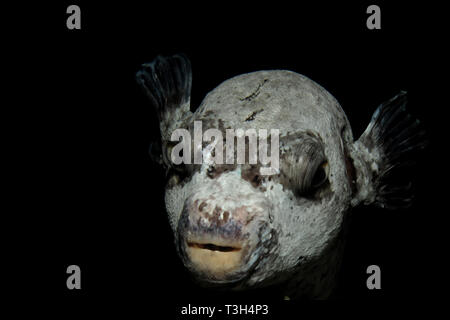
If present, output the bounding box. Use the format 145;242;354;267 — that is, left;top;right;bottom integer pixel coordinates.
10;1;448;317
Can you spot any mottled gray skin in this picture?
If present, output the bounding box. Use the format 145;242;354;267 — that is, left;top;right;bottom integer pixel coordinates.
167;71;355;299
136;56;426;299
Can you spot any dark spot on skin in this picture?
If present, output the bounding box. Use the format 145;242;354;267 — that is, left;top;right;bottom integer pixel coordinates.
199;201;207;212
241;165;263;188
246;215;256;225
206;166;215;177
239;79;268;102
223;211;230;223
207;164;237;179
218;119;225;133
244;108;264;122
202;110;214;117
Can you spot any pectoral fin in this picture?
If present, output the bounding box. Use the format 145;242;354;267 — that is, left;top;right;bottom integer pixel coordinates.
136;53;193;166
349;91;428;209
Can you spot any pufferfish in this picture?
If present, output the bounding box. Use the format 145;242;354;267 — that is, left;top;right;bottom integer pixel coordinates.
136;54;427;299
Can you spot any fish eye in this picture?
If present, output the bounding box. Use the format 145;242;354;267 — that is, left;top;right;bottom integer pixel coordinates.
297;161;329;199
311;161;329;189
165;143;189;174
293;159;329;199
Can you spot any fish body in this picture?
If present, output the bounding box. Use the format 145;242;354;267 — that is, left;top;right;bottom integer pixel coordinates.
136;54;427;299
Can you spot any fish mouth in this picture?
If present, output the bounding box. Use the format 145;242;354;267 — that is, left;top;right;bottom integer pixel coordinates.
187;242;241;252
176;197;275;286
183;237;248;283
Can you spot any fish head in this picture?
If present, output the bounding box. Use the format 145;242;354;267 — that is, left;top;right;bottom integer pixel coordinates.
163;70;355;289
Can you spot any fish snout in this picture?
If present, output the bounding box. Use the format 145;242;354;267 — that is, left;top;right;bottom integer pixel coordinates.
176;197;272;284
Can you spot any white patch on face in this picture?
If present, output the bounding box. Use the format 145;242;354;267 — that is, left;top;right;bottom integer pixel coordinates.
202;143;215;167
165;182;188;231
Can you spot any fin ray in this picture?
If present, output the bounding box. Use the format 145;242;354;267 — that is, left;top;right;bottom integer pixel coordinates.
136;54;192;137
136;53;193;166
350;91;428;209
